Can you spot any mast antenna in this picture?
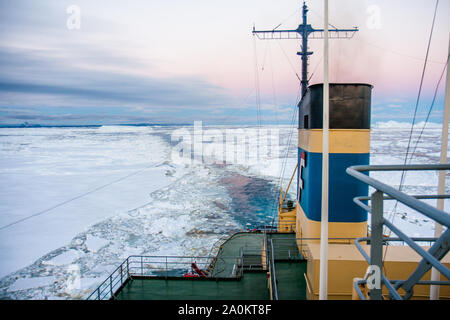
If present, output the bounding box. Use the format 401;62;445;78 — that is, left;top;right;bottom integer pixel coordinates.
252;1;358;97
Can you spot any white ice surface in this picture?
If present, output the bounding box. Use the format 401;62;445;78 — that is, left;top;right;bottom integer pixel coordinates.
85;235;109;253
8;276;57;292
0;126;174;278
372;121;442;129
42;250;79;266
0;123;447;299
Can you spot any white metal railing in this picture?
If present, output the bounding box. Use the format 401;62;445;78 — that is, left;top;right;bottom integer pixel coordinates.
347;164;450;300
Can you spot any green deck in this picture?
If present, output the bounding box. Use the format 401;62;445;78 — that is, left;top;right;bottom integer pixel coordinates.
212;232;264;276
116;272;269;300
111;232;307;300
275;262;307;300
268;233;301;260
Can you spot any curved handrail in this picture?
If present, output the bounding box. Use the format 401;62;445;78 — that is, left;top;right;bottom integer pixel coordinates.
347;163;450;300
346;164;450;226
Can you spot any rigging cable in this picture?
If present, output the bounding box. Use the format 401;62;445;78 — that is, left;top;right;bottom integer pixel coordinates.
276;40;302;83
408;57;448;164
253;20;301;229
392;0;439;199
270;85;301;230
359;39;446;65
268;43;280;125
383;0;439;264
253;32;262;127
310;5;446;66
308;53;324;83
272;7;300;31
0;161;165;231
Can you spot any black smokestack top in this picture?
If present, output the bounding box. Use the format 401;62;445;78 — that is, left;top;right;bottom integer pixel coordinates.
298;83;372;129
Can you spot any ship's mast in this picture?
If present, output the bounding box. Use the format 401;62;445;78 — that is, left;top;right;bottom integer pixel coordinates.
252;1;358;98
253;1;360;300
300;2;311;97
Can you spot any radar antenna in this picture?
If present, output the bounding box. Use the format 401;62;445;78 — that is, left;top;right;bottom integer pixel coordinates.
252;1;358;97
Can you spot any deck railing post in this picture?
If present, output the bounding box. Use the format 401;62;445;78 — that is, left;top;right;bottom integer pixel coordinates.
120;263;123;285
141;256;143;276
269;239;279;300
97;287;101;300
109;275;113;299
370;190;384;300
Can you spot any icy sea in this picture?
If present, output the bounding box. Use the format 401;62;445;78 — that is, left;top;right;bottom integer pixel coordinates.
0;122;448;299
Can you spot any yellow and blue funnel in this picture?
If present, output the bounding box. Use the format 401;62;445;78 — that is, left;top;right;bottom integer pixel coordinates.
296;83;372;240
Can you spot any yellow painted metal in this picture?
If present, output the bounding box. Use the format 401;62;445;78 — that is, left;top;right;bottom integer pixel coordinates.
279;164;298;211
278;208;296;233
261;238;267;270
277;165;298;233
295;204;367;241
298;129;370;154
351;278;367;300
303;243;450;300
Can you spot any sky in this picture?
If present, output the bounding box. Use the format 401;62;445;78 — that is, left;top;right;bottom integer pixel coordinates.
0;0;449;125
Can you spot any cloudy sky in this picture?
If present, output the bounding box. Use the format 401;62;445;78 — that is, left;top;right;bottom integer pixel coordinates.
0;0;448;125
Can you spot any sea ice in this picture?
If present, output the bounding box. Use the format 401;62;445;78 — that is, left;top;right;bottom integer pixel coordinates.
85;235;109;253
42;250;80;266
8;276;57;292
0;123;447;299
